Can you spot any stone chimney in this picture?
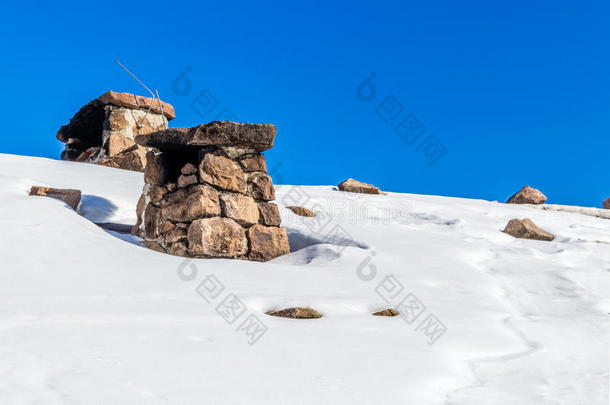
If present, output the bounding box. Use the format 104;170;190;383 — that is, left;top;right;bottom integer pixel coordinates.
56;91;175;171
132;121;290;261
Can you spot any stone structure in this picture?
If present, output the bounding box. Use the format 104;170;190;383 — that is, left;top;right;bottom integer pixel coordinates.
56;91;175;171
132;121;290;261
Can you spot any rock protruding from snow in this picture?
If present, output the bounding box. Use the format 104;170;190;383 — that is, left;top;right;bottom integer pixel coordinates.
337;178;383;195
29;186;81;211
372;308;399;317
287;206;316;217
133;121;289;261
603;198;610;209
266;307;322;319
56;91;174;171
506;185;547;205
502;218;555;241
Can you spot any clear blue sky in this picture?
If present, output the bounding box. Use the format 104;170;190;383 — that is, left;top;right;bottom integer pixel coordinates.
1;1;608;206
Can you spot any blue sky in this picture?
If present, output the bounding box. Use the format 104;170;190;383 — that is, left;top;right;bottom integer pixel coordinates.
1;1;608;206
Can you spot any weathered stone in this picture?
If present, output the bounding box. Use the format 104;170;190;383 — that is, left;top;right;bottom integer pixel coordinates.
337;178;383;195
106;109;131;132
506;185;547;205
76;146;101;162
604;198;610;209
132;193;146;235
144;204;162;239
247;224;290;261
287;206;315;217
238;154;267;172
266;308;322;319
29;186;81;211
199;153;246;193
144;151;168;185
221;146;257;159
258;202;282;226
158;220;175;234
98;146;146;172
106;132;135;156
187;217;248;257
135;121;276;152
98;90;175;120
166;183;177;192
148;185;167;204
143;240;166;253
503;218;555;241
165;227;187;244
220;193;260;226
177;174;198;188
372;308;399;317
161;185;220;222
247;172;275;201
181;163;197;175
167;241;189;257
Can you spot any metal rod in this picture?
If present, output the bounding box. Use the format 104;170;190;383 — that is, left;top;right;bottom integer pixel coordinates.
155;89;167;129
114;60;156;99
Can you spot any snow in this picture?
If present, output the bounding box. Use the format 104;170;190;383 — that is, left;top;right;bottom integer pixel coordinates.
0;152;608;404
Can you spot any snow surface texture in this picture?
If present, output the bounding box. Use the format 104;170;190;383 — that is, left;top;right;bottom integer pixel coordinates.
0;153;608;404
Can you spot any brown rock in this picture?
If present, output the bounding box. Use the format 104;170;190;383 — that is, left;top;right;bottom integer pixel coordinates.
199;153;246;193
105;109;131;132
167;241;189;257
220;193;260;226
603;198;610;209
372;308;399;317
98;146;146;172
502;218;555;241
506;185;547;205
239;154;267;172
266;307;322;319
144;151;168;185
258;202;282;226
158;220;175;234
148;185;167;203
98;90;175;120
177;174;198;188
143;240;166;253
135;121;276;152
161;185;220;222
76;146;101;162
29;186;81;211
165;227;187;244
106;132;135;156
247;172;275;201
187;217;248;258
132;194;146;235
220;146;257;159
247;224;290;261
287;206;315;217
337;178;383;195
166;183;177;192
144;204;162;239
181;163;197;175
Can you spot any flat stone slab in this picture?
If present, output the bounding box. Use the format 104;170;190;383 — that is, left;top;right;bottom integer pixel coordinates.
134;121;276;152
98;91;175;120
